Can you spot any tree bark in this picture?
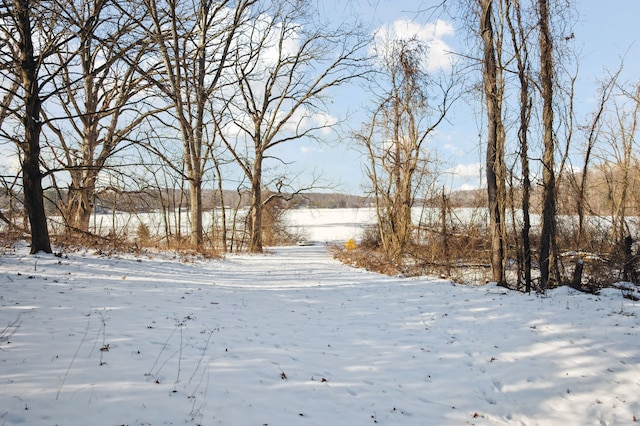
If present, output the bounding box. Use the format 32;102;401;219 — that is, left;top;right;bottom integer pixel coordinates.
538;0;557;289
67;176;96;232
505;0;532;292
15;0;52;254
248;152;263;253
479;0;505;285
142;0;253;250
189;177;203;247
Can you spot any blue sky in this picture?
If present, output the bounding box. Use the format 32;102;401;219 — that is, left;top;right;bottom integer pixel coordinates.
279;0;640;195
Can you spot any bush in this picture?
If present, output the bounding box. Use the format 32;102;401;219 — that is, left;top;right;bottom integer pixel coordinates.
136;223;151;247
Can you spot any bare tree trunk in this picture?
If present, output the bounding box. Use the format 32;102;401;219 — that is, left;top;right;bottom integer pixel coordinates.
538;0;557;289
15;0;52;254
576;75;617;246
67;177;96;231
479;0;505;285
142;0;254;250
151;168;172;248
505;0;533;292
229;186;244;252
249;154;263;253
213;157;228;252
441;188;451;278
357;35;453;263
47;6;152;234
609;87;640;245
189;178;203;247
221;0;368;253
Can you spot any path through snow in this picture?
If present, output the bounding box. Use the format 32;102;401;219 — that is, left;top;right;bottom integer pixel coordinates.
1;244;639;425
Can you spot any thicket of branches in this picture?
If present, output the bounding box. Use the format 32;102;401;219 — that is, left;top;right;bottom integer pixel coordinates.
341;0;640;293
0;0;368;254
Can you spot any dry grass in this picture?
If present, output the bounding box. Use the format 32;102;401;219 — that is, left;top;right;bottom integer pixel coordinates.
332;246;402;276
49;229;221;260
333;218;640;293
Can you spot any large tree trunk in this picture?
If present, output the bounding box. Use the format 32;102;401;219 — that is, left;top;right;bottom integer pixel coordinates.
538;0;557;289
16;0;52;254
480;0;505;285
66;178;95;232
66;144;98;232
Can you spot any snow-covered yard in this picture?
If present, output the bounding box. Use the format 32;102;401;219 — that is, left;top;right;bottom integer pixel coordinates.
1;241;639;425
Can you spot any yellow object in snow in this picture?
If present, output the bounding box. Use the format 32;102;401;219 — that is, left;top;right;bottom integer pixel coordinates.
345;239;356;251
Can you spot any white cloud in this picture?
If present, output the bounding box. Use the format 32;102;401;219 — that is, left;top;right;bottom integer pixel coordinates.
260;20;302;68
440;162;485;191
438;162;485;191
446;162;484;179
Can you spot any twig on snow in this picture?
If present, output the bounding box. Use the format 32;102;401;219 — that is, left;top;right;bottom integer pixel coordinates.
56;315;91;400
0;315;21;348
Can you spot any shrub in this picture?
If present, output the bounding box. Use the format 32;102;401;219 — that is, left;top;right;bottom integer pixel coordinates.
136;223;151;247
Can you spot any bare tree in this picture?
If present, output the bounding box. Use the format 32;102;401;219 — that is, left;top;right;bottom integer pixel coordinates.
356;36;455;261
504;0;534;291
602;83;640;245
478;0;506;285
0;0;72;253
40;0;157;233
219;0;369;252
140;0;255;248
571;71;618;248
537;0;558;289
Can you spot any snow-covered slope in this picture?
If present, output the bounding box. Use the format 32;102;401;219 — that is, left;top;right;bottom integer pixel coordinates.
1;244;639;425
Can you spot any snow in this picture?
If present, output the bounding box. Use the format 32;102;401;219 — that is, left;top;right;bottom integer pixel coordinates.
287;208;377;243
1;220;640;425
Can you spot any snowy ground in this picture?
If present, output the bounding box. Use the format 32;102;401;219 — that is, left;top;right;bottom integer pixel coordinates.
285;208;377;243
1;241;639;425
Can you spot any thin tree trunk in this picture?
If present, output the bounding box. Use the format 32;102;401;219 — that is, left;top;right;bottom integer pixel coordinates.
214;158;228;252
441;188;451;278
577;76;616;246
505;0;532;292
